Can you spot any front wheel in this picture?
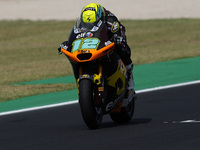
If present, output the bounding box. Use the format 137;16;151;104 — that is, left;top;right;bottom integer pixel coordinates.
110;97;135;123
79;79;103;129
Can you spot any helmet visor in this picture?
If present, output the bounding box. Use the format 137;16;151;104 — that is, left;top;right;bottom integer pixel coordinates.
76;18;98;32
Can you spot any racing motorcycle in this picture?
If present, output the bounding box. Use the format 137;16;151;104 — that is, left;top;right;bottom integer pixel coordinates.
60;19;135;129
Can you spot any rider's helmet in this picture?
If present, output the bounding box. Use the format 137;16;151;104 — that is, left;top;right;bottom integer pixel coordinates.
81;3;105;23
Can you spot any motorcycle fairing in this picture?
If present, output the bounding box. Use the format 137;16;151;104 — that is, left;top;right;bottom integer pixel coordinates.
61;42;114;62
107;59;126;95
62;19;127;114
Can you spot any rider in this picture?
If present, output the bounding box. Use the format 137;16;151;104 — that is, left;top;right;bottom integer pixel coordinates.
58;3;135;94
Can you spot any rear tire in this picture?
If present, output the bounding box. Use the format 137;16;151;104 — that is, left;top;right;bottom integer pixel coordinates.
79;79;102;129
110;97;135;123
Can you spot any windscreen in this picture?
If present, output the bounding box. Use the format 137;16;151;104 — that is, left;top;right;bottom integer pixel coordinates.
74;18;103;32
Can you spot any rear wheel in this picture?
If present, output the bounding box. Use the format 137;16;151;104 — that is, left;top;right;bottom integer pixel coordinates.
110;97;135;123
79;79;103;129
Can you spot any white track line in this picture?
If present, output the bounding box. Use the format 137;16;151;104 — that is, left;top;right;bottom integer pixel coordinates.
136;80;200;93
0;100;78;116
0;80;200;116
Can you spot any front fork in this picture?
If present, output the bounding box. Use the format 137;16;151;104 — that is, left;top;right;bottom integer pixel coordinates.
77;64;104;107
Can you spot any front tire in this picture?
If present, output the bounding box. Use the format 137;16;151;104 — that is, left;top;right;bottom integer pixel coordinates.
79;79;102;129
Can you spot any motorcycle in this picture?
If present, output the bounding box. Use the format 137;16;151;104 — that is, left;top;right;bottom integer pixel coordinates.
61;19;135;129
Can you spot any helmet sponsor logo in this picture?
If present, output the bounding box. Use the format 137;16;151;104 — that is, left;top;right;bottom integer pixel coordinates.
83;7;96;12
87;17;91;22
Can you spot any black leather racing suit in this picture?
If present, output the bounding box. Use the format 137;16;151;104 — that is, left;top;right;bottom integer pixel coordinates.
104;8;132;66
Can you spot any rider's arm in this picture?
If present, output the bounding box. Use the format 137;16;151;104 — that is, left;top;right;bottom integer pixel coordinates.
105;10;126;44
58;40;68;55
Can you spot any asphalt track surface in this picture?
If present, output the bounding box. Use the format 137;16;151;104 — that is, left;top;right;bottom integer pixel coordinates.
0;83;200;150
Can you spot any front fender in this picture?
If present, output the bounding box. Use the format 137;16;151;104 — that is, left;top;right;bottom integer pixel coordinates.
77;74;102;86
78;74;94;85
77;74;104;107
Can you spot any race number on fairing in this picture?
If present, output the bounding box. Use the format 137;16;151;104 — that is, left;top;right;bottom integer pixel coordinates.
72;38;100;52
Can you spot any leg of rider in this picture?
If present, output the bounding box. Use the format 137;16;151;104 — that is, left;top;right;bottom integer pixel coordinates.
119;26;136;96
121;44;135;92
116;44;135;99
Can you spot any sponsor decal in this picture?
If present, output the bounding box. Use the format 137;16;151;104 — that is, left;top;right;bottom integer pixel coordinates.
97;20;102;27
74;28;81;34
74;26;81;34
98;87;104;91
111;21;120;33
87;17;91;22
86;32;93;37
80;74;90;79
106;96;122;112
78;49;90;53
83;7;95;11
106;102;113;111
91;26;99;32
62;45;68;50
76;33;86;39
105;40;112;46
76;32;93;38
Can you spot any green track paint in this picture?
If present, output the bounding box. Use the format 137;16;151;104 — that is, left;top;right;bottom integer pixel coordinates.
1;57;200;113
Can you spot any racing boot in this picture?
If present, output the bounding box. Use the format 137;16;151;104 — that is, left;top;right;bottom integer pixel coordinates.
122;63;136;107
126;63;136;98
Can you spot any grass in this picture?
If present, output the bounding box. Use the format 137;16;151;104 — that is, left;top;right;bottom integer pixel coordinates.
0;19;200;102
124;19;200;64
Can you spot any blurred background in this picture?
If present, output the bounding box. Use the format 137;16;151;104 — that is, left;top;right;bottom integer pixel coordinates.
1;0;200;20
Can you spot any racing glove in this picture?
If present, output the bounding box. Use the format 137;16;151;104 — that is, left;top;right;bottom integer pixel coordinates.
112;34;124;45
58;41;68;55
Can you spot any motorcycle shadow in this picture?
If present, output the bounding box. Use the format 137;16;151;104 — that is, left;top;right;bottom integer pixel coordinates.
101;118;152;129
